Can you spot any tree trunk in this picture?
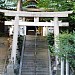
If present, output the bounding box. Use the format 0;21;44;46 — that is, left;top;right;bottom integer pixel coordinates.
17;0;22;11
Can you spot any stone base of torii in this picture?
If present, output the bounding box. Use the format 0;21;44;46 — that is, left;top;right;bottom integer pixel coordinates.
0;9;72;75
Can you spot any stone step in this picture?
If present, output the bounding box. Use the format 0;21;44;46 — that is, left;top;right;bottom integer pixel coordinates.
21;71;49;75
24;52;35;54
36;41;47;44
25;47;47;50
24;50;35;52
25;47;35;49
24;49;48;51
0;64;4;74
36;72;49;75
22;66;49;69
22;67;35;71
24;57;48;60
36;49;48;52
25;35;46;40
25;39;35;41
36;46;48;49
23;54;34;56
23;58;35;60
22;72;49;75
25;45;48;48
23;56;35;58
22;61;48;65
36;56;48;58
36;65;49;68
25;46;35;48
23;52;48;56
22;64;35;67
22;52;48;54
22;59;48;63
22;65;49;68
22;63;48;67
22;60;34;63
21;71;35;75
25;45;35;47
36;67;49;71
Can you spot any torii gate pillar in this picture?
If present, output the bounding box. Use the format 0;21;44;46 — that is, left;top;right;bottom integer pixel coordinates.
11;16;19;64
54;17;60;74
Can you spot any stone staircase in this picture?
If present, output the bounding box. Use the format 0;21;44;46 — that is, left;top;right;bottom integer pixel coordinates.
21;35;49;75
0;59;5;75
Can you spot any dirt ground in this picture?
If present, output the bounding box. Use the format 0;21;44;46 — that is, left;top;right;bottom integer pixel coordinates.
0;37;10;60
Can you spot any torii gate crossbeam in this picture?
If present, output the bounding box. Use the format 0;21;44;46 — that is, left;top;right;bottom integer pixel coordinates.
5;21;69;26
0;9;72;17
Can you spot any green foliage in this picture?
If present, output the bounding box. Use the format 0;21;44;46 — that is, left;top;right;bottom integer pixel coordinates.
0;32;5;37
57;1;73;11
18;35;23;55
37;0;74;11
47;33;54;55
37;0;75;32
47;33;54;45
17;35;24;64
37;0;51;8
0;0;6;9
47;32;75;71
58;32;75;70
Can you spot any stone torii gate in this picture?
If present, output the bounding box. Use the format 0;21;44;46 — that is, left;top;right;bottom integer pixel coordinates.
0;9;72;75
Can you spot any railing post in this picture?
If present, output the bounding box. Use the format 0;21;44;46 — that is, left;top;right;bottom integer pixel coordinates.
19;36;26;75
61;58;64;75
66;59;69;75
48;49;52;75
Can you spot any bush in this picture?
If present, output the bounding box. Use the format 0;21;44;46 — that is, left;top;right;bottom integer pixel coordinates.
47;32;75;72
58;32;75;72
47;33;54;55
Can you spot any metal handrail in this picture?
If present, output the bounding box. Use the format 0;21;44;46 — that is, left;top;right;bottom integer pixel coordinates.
48;49;52;75
34;31;37;75
19;35;26;75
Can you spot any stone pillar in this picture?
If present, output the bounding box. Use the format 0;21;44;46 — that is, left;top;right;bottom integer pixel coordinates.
61;58;64;75
66;59;69;75
43;26;46;36
24;26;26;35
43;22;48;36
34;17;39;35
11;16;19;64
23;17;26;35
46;26;48;36
54;17;59;74
34;17;39;22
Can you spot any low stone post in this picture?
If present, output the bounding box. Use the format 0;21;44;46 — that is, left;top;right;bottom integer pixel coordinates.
66;59;69;75
61;58;64;75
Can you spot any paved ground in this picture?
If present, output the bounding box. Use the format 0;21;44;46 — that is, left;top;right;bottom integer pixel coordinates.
0;37;9;75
